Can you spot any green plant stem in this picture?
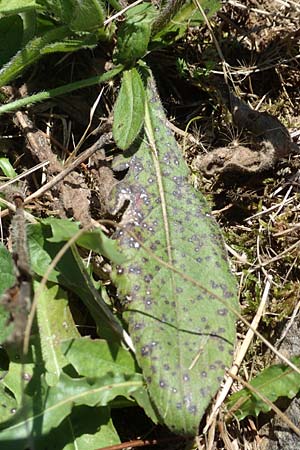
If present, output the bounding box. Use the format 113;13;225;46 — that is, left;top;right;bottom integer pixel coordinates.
0;65;124;115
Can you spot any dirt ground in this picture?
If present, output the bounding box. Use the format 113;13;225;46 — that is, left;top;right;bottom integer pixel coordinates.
0;0;299;449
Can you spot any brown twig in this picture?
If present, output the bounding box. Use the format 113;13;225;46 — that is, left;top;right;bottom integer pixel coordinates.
95;435;187;450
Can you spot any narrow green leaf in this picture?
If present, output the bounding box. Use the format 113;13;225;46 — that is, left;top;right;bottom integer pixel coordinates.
110;74;238;436
70;245;127;343
113;68;146;150
20;10;37;45
40;34;99;54
0;157;18;178
226;356;300;420
130;386;160;425
36;283;79;386
77;230;126;264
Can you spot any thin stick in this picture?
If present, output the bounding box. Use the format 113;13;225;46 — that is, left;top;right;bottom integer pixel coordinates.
0;161;49;192
103;0;143;26
95;436;186;450
25;132;112;204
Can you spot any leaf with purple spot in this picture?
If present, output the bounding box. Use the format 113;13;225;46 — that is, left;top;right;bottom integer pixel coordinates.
110;72;238;436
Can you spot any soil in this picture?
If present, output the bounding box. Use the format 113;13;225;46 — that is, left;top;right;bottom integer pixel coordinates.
0;0;299;449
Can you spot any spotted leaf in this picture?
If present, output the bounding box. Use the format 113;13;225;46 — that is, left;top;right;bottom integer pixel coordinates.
110;74;238;436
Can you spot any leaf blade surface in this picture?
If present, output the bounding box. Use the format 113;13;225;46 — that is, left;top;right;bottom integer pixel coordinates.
111;75;238;435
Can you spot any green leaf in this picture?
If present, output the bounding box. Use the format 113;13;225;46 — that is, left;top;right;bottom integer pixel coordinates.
113;68;146;150
36;0;64;20
109;74;238;436
70;245;127;343
21;10;37;45
0;307;12;346
0;157;18;178
61;337;138;378
42;217;125;263
0;0;38;15
1;339;43;407
0;383;17;423
42;217;80;242
61;337;161;425
226;356;300;420
0;243;16;344
0;16;23;66
39;0;104;31
27;223;60;283
39;33;100;54
68;0;104;32
36;282;80;386
28;222;127;343
77;230;126;264
2;341;120;449
130;385;160;425
151;0;220;47
114;3;155;66
0;243;16;297
39;406;120;450
0;372;143;445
